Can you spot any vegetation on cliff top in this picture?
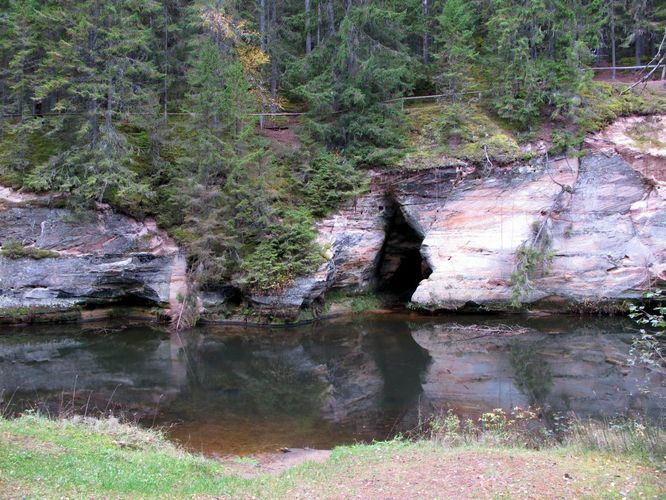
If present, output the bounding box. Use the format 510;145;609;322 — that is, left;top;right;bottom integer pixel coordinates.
0;0;664;293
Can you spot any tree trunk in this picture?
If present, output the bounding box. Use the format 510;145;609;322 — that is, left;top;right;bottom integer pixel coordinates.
317;1;321;46
326;0;334;35
422;0;429;64
635;32;642;67
88;2;99;147
260;0;267;52
163;4;169;120
305;0;312;54
90;100;98;147
610;7;616;81
269;0;278;109
345;0;353;74
106;78;113;130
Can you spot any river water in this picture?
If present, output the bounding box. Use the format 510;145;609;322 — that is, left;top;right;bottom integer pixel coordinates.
0;314;663;455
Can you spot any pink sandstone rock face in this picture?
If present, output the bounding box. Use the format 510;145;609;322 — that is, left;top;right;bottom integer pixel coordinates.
314;171;394;292
585;114;666;181
271;115;666;315
407;158;579;309
410;148;665;310
250;172;394;315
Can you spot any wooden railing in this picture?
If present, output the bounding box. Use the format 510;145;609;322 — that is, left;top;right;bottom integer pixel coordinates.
591;64;662;71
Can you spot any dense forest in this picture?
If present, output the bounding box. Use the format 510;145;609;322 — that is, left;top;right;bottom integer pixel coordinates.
0;0;664;296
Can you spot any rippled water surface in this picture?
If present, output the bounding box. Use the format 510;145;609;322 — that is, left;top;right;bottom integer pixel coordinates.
1;314;663;455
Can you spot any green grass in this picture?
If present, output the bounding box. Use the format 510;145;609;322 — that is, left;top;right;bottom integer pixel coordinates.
322;290;386;314
0;415;253;498
1;239;59;260
0;414;663;498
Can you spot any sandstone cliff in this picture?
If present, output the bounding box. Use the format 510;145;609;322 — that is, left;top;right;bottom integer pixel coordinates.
0;190;186;321
1;115;664;321
265;114;666;316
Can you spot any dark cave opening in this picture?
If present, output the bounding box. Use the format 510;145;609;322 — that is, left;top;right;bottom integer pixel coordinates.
376;206;431;303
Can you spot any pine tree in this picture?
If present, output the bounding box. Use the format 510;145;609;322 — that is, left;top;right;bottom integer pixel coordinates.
178;8;272;286
486;0;603;128
0;1;59;183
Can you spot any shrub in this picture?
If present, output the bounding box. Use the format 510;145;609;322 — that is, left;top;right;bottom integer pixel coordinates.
565;418;666;462
628;289;665;369
240;208;322;292
418;407;550;449
414;407;665;463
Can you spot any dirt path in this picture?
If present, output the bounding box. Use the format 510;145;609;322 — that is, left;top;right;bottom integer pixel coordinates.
220;448;332;478
277;447;664;499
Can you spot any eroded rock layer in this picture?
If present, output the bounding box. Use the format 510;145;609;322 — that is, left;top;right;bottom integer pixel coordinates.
0;193;184;317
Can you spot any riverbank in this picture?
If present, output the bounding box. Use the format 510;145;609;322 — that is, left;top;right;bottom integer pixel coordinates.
1;110;665;326
1;415;663;498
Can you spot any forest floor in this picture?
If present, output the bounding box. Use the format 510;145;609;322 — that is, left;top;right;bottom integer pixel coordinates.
1;415;664;499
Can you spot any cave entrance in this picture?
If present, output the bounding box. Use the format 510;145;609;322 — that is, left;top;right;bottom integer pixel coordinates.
376;207;431;303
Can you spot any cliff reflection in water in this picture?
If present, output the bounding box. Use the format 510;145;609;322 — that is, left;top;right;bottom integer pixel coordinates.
0;315;663;454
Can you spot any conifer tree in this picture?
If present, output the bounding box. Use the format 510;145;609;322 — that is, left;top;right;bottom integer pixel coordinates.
486;0;603;128
289;3;414;164
24;0;161;205
435;0;477;94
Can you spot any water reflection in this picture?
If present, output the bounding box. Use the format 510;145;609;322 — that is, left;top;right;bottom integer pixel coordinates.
0;315;663;454
508;342;553;405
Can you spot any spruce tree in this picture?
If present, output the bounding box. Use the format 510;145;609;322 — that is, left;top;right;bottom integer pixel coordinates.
25;0;160;205
435;0;477;94
288;2;415;165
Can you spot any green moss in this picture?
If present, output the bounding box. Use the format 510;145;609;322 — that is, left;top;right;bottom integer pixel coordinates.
1;240;59;260
403;101;524;166
575;82;666;134
547;82;665;154
0;306;80;324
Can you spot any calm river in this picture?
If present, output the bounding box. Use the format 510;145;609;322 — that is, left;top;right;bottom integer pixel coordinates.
1;314;663;455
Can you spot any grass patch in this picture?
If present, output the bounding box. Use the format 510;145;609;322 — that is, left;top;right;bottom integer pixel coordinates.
415;408;665;464
0;414;253;497
323;290;386;314
625;116;665;149
402;101;525;168
0;239;59;260
0;414;663;498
